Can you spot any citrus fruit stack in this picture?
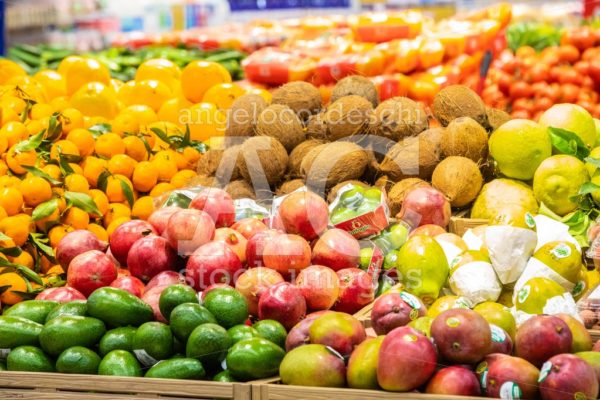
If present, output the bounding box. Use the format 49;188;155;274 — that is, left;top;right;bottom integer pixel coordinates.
0;56;267;306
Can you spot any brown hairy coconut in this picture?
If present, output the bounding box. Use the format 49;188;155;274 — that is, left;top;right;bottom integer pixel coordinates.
417;127;444;179
212;145;242;183
225;180;256;200
196;149;223;177
431;156;483;208
374;175;394;193
327;180;370;204
256;104;306;152
188;175;217;188
276;179;306;196
301;142;369;189
432;85;487;127
325;95;373;141
306;112;329;140
441;116;488;162
387;178;430;216
331;76;379;108
271;81;322;121
288;139;325;178
485;107;511;132
239;136;289;186
371;97;429;141
225;93;267;137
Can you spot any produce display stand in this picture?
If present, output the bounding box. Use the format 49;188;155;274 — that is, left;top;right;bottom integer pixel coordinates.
0;371;251;400
448;216;486;236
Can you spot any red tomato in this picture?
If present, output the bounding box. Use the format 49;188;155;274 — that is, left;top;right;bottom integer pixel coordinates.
582;76;595;89
512;98;534;113
548;83;562;102
534;97;553;112
549;66;563;82
541;47;560;67
557;45;581;63
577;100;595;114
531;82;550;97
528;64;550;83
496;71;512;94
594;104;600;118
574;60;590;75
560;84;580;103
557;68;583;85
583;48;600;61
588;58;600;84
511;110;531;119
516;46;536;59
509;81;533;99
564;27;597;51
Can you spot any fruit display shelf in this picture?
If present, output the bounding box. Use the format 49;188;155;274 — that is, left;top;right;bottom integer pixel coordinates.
0;371;252;400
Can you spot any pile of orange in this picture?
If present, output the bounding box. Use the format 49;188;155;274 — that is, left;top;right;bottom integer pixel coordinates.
0;56;270;306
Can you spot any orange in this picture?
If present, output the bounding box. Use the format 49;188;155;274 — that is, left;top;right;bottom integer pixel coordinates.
181;61;231;103
0;205;7;221
44;265;65;276
150;182;176;197
20;176;52;207
0;215;30;246
107;216;131;236
0;161;7;177
59;108;85;134
112;112;140;136
64;173;90;194
0;176;21;189
132;196;155;220
62;207;89;229
172;150;188;170
123;135;148;162
151;151;178;182
9;250;34;270
0;95;27;114
84;116;110;129
69;163;83;176
34;70;67;99
0;135;8;156
50;96;70;112
185;103;226;142
107;154;136;178
6;145;37;175
30;103;55;120
158;97;192;125
202;83;245;110
0;59;26;85
25;119;44;136
0;272;28;305
128;80;173;112
171;169;197;188
103;203;131;228
54;193;67;213
135;59;181;90
42;164;62;182
89;189;109;217
131;161;158;193
70;82;118;119
48;224;74;248
182;147;202;167
0;106;20;126
50;139;80;161
105;174;134;203
60;56;111;95
66;128;95;157
0;187;23;216
0;121;29;148
95;133;125;158
87;223;108;242
34;205;60;232
82;156;108;187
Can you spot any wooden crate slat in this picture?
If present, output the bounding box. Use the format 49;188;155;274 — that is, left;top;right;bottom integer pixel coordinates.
0;388;204;400
448;217;487;236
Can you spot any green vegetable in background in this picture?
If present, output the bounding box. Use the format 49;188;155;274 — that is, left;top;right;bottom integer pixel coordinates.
506;22;562;52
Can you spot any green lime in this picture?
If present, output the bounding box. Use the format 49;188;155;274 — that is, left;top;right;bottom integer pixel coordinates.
186;323;231;370
489;119;552;180
56;346;101;374
202;288;248;329
159;284;199;321
98;350;142;377
253;319;287;348
170;303;217;342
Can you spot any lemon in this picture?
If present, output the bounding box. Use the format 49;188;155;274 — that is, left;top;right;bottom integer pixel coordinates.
594;118;600;147
473;301;516;340
539;104;596;149
585;146;600;177
489;119;552;181
471;178;539;223
514;276;566;315
533;155;589;216
533;241;582;284
591;174;600;207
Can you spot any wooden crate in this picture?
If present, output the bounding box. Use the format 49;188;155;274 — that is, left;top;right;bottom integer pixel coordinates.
0;371;251;400
252;378;485;400
448;217;487;236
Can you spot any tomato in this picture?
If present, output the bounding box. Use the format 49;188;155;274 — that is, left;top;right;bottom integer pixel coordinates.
512;98;534;114
547;83;562;103
528;64;550;83
501;58;518;74
582;76;595;89
540;47;560;67
588;58;600;84
516;46;536;59
549;66;563;83
509;81;532;99
594;104;600;118
557;68;583;85
563;27;597;51
574;61;590;76
557;45;580;63
583;48;600;61
531;82;550;98
496;71;512;94
560;84;580;103
511;110;531;119
577;100;595;114
534;97;553;112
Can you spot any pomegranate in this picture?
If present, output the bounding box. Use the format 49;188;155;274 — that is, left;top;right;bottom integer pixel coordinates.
146;271;185;291
232;218;267;240
398;186;451;228
263;234;311;278
278;190;329;241
295;265;340;311
36;287;86;302
109;220;156;265
258;282;307;330
127;235;178;282
189;187;235;228
185;241;244;291
246;229;280;268
213;228;248;263
148;206;180;235
311;229;361;271
163;209;215;256
110;276;145;298
67;250;118;297
56;230;107;270
142;286;168;323
235;267;285;316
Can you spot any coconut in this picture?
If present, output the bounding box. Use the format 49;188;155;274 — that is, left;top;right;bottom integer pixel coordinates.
271;81;322;121
387;178;430;216
213;145;243;183
431;156;483;208
288;139;325;178
225;93;267;138
306;112;329;140
327;180;370;204
441;117;488;162
256;104;306;152
330;76;379;108
239;136;289;187
225;180;256;200
374;175;394;193
276;179;306;196
485;107;511;132
325;95;373;141
188;174;217;188
432;85;487;127
370;97;429;141
417;127;444;179
196;149;223;176
301;141;369;189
